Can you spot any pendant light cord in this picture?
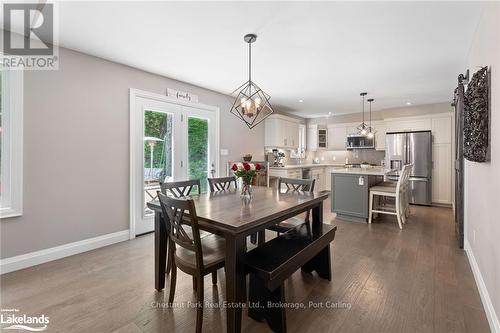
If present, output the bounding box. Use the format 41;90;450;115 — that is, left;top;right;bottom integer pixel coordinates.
369;100;371;126
362;94;365;124
249;41;252;83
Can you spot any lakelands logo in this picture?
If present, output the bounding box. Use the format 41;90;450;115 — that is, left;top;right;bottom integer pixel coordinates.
1;309;49;331
2;2;59;70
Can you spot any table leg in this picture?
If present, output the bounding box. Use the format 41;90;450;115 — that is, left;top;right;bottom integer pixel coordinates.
312;201;323;234
225;234;246;333
155;211;167;291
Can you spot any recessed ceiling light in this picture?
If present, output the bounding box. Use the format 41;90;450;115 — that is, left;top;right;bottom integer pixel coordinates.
406;102;412;105
328;112;332;116
299;99;304;103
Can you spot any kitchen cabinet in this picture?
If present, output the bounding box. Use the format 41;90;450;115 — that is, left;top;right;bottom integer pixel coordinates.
432;117;452;144
264;115;301;148
318;128;328;148
311;167;325;192
385;118;431;133
268;168;302;179
327;125;347;150
307;125;327;150
374;121;386;150
432;143;452;204
307;125;318;151
325;168;333;191
346;125;358;136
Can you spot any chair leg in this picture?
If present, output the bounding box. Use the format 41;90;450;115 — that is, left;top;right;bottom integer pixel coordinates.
212;271;218;285
192;276;197;291
395;196;403;229
166;241;172;275
368;192;374;224
168;263;177;304
195;275;204;333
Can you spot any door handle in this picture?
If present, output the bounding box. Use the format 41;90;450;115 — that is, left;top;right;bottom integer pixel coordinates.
210;163;216;177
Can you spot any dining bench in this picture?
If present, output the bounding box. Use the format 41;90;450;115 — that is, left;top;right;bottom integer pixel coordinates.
244;223;337;333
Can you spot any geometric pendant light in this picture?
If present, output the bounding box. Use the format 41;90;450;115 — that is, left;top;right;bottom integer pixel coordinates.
230;34;274;129
357;92;369;135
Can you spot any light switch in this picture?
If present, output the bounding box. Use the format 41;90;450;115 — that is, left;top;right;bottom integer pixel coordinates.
358;176;364;186
220;149;229;156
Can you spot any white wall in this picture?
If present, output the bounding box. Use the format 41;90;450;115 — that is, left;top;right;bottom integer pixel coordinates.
0;46;265;259
464;2;500;332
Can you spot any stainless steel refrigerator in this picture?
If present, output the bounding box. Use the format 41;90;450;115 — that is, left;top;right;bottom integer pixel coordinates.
385;131;432;205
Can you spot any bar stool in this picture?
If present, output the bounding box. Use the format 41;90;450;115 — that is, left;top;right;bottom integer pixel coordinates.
368;164;412;229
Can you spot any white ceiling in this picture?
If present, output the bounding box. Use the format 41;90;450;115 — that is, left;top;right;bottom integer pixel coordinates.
6;1;483;117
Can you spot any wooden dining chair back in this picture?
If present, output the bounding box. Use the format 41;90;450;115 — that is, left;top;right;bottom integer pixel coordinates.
158;193;202;264
267;177;316;236
161;179;201;197
279;177;315;193
158;192;225;333
208;176;237;192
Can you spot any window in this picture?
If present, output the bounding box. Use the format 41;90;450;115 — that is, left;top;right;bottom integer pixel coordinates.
0;66;23;218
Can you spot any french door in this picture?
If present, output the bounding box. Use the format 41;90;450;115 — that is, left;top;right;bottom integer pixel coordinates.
131;92;218;236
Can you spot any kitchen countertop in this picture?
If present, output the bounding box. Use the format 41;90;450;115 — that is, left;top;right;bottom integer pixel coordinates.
268;163;346;170
330;167;395;176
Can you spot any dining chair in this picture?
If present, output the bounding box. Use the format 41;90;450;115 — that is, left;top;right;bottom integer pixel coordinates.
368;164;412;229
207;176;237;192
161;179;201;197
160;179;210;276
267;177;316;234
158;192;225;333
207;176;261;244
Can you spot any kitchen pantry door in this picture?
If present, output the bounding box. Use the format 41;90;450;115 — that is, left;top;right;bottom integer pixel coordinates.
130;92;219;236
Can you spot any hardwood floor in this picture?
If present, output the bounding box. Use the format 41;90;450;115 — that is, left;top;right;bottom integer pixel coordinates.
0;204;490;332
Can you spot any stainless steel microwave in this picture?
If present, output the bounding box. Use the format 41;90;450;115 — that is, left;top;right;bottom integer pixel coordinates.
346;134;375;149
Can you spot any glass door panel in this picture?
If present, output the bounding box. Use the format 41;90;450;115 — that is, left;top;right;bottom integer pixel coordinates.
143;110;173;216
183;106;216;194
187;117;208;193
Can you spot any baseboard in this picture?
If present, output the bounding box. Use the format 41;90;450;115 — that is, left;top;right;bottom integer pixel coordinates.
0;230;130;274
465;240;500;333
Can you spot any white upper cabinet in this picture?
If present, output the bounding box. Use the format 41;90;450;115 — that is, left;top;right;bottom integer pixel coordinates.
307;125;318;151
373;121;386;150
327;125;347;150
264;114;301;149
346;125;358;136
385;118;432;133
287;121;300;148
432;117;452;144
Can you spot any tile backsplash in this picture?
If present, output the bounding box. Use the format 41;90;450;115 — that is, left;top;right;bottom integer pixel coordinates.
311;149;385;165
264;147;385;166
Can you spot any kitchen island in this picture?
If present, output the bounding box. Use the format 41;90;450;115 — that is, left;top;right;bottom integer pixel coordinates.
331;167;395;222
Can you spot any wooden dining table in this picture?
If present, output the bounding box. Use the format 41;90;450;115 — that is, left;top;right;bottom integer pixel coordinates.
147;186;329;333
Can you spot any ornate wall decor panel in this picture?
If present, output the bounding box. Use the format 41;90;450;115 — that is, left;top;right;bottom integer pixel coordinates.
464;66;489;162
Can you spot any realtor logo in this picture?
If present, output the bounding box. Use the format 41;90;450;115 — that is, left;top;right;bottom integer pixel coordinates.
3;3;54;55
1;308;49;331
2;2;58;70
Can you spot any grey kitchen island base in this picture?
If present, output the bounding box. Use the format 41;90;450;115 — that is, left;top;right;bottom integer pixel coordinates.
331;172;384;223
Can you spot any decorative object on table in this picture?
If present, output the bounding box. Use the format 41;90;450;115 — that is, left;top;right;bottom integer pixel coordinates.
357;92;369;135
231;162;262;198
366;98;376;138
464;66;489;162
243;154;252;162
229;34;274;129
